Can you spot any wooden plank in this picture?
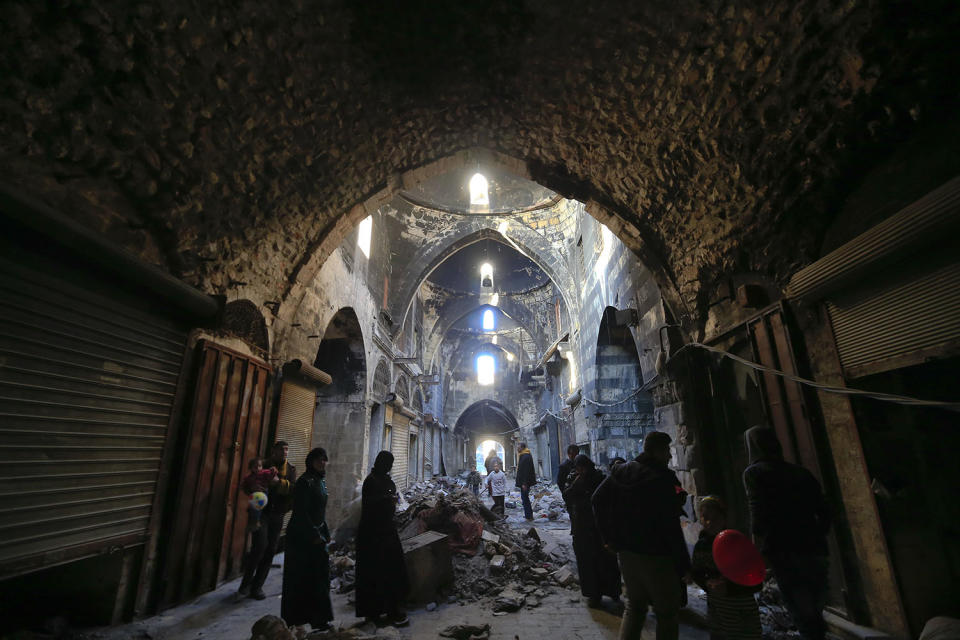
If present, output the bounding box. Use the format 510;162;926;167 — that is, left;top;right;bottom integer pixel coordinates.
748;318;798;464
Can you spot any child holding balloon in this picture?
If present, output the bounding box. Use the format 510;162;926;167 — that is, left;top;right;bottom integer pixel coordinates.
692;496;763;640
241;457;277;531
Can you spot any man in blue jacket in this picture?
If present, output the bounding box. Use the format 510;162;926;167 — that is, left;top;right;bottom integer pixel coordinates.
515;442;536;521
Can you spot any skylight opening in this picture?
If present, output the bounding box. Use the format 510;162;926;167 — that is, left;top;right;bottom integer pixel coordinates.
469;173;489;206
358;215;372;258
477;354;495;385
482;309;495;331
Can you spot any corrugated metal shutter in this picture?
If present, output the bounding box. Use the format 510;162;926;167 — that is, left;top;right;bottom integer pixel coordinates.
0;258;187;578
827;261;960;378
274;379;315;528
391;415;410;491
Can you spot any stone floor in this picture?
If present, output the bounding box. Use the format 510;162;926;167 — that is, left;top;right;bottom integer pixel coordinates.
91;513;710;640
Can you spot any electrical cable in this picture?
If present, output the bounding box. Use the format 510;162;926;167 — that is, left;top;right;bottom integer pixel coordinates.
676;342;960;413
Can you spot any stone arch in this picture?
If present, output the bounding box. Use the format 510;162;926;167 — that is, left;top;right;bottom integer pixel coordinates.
394;373;410;404
386;226;575;336
454;399;520;472
274;148;690;342
372;357;391;399
425;299;542;372
589;306;655;463
312;307;367;527
221;299;269;353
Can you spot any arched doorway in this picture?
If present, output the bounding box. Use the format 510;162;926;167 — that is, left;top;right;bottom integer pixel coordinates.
454;399;520;473
475;440;506;474
313;308;366;527
592;306;654;463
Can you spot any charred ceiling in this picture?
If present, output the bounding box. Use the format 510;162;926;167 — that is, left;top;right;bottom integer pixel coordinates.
1;0;958;325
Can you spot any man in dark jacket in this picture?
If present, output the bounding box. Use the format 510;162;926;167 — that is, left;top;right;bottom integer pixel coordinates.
557;444;580;490
743;426;831;640
239;440;296;600
593;431;690;640
515;442;536;521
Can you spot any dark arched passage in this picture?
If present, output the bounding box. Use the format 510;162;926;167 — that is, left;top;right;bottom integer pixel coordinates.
313;307;366;526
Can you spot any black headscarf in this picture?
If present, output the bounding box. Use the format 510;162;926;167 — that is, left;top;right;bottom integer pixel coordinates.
372;450;394;475
573;454;595;471
305;447;328;474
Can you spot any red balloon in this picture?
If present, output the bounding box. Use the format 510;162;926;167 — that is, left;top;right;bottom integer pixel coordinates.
712;529;766;586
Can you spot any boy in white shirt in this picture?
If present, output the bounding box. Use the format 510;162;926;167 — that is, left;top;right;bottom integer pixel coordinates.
486;461;507;517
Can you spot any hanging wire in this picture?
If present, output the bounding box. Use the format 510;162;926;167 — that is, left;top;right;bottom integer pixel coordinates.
678;342;960;413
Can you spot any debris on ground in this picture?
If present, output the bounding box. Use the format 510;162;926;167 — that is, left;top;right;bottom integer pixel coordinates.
438;622;491;639
757;580;803;640
328;477;575;615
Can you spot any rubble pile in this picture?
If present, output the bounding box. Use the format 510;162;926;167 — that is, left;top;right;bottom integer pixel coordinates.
327;477;576;612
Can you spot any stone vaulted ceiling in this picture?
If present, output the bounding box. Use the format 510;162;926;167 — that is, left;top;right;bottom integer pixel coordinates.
1;0;958;325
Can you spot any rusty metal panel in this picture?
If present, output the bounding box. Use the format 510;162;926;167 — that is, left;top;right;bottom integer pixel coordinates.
159;343;271;607
747;317;798;464
222;365;268;582
0;258;187;580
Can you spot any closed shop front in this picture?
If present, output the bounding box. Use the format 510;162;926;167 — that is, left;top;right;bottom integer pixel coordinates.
0;186;218;625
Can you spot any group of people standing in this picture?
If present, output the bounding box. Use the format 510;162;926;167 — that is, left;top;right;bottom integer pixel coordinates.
238;444;410;632
560;426;831;640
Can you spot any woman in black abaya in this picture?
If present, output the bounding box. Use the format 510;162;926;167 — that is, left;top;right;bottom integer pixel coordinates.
281;447;333;631
355;451;410;626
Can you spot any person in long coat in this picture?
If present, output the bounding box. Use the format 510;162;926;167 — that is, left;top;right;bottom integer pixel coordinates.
355;451;410;626
562;454;622;607
281;447;333;631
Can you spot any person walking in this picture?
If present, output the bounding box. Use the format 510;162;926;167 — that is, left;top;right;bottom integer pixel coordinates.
355;451;410;626
515;442;536;521
593;431;691;640
743;426;831;640
238;441;296;599
280;448;334;631
486;459;507;517
562;454;621;608
484;449;502;475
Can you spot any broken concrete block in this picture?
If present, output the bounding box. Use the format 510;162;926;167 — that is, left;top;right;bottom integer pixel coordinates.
480;529;500;544
552;567;575;586
529;567;549;580
526;527;541;542
251;615;295;640
489;554;506;575
493;595;524;612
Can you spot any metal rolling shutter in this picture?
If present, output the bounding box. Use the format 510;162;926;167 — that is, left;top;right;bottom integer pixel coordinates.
827;260;960;378
391;415;410;491
274;379;315;528
0;258;187;578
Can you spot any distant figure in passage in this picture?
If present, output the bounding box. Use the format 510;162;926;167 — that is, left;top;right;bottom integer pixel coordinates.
743;426;831;640
486;460;507;516
238;441;295;600
557;444;580;490
562;454;621;608
593;431;691;640
515;442;536;521
356;451;410;627
691;496;762;640
281;447;333;631
484;448;502;475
